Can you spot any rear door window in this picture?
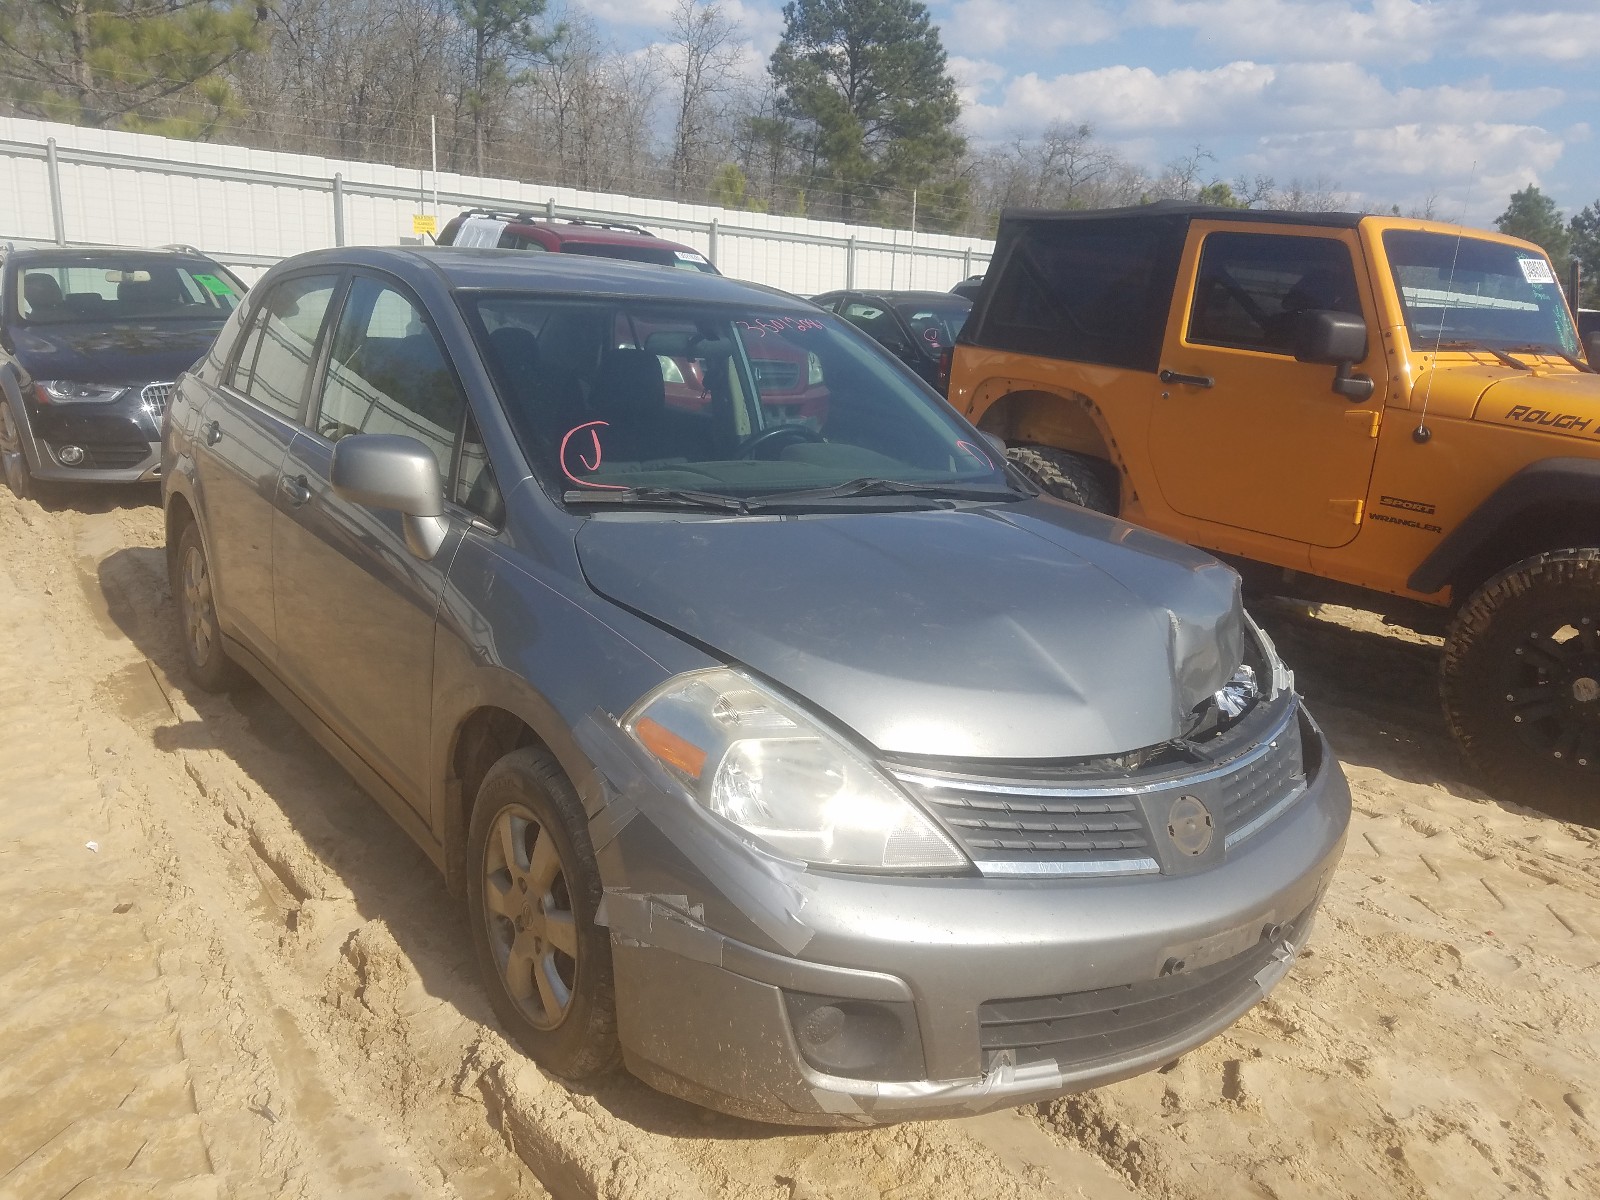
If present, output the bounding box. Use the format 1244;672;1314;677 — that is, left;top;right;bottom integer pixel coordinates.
241;274;339;418
313;276;467;473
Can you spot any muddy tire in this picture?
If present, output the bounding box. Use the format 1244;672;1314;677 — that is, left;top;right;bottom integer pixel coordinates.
467;746;620;1080
1442;549;1600;821
0;402;33;501
1005;444;1119;515
172;521;245;692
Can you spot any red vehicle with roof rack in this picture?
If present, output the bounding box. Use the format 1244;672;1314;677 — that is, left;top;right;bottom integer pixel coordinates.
437;209;719;274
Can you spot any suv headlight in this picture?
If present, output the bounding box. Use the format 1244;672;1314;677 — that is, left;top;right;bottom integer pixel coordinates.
34;380;126;404
623;668;968;873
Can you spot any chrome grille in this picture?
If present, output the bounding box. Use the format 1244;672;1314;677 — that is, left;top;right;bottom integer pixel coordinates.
141;382;174;415
889;697;1306;878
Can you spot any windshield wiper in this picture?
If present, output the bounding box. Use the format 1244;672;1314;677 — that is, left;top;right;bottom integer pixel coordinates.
1505;344;1596;374
563;486;748;513
742;476;1022;509
1435;340;1531;371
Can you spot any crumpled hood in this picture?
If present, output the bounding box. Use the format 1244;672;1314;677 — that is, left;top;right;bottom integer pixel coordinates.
577;499;1244;760
11;321;222;386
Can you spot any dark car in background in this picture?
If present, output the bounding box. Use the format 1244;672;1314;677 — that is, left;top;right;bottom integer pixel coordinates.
811;289;972;393
439;209;719;275
0;245;245;498
950;274;985;301
164;246;1347;1125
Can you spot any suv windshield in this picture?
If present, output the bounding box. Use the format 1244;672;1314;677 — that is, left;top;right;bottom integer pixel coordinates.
467;298;1012;503
561;242;719;274
12;256;243;325
1384;230;1579;356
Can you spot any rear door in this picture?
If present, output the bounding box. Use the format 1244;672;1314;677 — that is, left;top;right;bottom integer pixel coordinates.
195;271;339;660
272;273;469;813
1148;224;1387;548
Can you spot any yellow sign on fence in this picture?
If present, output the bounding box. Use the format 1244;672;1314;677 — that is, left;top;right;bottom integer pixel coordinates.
412;214;438;236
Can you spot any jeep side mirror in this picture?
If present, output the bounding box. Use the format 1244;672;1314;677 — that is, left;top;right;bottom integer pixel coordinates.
330;433;450;560
1293;310;1374;402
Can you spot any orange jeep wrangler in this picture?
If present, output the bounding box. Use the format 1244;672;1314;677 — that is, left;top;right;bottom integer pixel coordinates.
950;202;1600;815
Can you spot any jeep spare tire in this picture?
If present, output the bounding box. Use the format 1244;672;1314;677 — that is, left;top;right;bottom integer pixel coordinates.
1005;444;1119;516
1442;548;1600;820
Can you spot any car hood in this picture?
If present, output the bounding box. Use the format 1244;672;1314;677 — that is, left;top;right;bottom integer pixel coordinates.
1471;369;1600;441
10;321;222;385
577;499;1244;760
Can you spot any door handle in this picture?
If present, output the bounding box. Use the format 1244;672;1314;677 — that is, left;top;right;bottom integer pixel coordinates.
203;419;222;446
279;474;312;507
1159;369;1215;389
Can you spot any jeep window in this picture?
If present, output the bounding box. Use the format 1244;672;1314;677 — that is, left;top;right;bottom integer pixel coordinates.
14;256;243;325
468;297;1012;503
1188;233;1362;355
1384;230;1580;357
313;277;467;473
976;217;1183;371
239;274;339;419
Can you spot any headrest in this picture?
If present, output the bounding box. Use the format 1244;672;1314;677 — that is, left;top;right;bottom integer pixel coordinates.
593;348;665;418
23;273;63;308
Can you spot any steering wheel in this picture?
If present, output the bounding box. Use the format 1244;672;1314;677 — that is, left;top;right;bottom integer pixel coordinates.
737;424;825;460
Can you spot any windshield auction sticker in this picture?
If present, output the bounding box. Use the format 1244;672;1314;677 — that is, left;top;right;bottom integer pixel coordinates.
1518;257;1557;285
192;273;235;296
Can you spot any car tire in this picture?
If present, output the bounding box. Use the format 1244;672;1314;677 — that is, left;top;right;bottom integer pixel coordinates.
1005;444;1119;515
1442;548;1600;820
172;521;245;692
0;402;34;501
467;746;621;1080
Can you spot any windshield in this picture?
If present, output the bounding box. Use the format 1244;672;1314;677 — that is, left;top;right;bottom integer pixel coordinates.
12;256;243;325
467;297;1010;503
1384;230;1579;356
562;242;720;275
891;298;971;352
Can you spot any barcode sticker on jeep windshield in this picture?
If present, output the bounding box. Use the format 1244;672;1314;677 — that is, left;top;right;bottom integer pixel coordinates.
1518;257;1556;285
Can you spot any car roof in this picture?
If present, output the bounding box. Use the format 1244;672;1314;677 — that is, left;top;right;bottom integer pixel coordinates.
858;290;971;304
273;245;811;308
1000;200;1366;230
5;245;216;266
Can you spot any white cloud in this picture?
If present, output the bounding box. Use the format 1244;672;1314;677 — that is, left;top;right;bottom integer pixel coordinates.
944;0;1121;56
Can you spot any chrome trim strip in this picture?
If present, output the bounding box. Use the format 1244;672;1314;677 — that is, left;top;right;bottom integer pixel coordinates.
973;855;1161;878
889;702;1298;799
1224;781;1307;849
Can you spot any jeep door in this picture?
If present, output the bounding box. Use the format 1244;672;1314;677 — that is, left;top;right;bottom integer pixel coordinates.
1149;224;1387;548
196;272;340;660
271;274;469;814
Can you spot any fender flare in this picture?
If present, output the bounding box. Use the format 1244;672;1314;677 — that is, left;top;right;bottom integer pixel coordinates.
1407;457;1600;595
0;363;41;471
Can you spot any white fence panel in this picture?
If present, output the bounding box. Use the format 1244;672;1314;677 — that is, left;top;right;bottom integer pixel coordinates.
0;116;993;294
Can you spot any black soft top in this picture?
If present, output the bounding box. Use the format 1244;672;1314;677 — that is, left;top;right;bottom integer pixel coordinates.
999;201;1366;230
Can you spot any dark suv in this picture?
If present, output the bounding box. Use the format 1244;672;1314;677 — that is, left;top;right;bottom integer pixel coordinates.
0;245;245;497
438;210;719;275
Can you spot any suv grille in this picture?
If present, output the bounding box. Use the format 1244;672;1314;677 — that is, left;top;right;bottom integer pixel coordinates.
752;359;801;390
977;902;1315;1072
887;696;1305;877
141;382;174;415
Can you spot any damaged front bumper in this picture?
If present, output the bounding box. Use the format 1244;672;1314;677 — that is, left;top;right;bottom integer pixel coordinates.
582;710;1350;1126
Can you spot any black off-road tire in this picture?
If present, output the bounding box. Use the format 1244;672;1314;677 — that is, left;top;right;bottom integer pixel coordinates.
1005;444;1120;515
1442;549;1600;821
467;746;621;1080
0;402;34;501
171;521;246;692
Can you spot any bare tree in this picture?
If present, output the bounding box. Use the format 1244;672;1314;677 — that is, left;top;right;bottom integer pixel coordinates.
661;0;741;198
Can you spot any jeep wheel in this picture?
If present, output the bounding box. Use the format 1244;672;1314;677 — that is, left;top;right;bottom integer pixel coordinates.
1005;445;1119;515
467;746;620;1079
1442;549;1600;820
0;403;33;500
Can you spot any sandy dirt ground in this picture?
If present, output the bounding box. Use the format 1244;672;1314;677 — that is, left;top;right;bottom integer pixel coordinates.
1;483;1596;1200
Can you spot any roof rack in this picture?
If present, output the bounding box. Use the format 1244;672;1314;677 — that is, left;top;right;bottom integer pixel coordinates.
454;208;656;238
160;243;204;255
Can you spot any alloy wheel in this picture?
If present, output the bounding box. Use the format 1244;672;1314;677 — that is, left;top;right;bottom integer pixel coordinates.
181;543;217;666
482;804;579;1031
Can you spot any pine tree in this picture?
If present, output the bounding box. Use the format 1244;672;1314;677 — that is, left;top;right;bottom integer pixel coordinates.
1495;185;1571;266
769;0;964;226
1568;199;1600;307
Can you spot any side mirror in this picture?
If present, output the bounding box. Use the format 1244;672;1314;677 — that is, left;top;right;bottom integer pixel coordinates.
330;433;449;560
1293;310;1374;402
980;431;1007;457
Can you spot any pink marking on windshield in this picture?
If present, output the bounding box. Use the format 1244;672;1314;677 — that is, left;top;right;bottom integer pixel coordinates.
560;421;626;488
955;439;992;467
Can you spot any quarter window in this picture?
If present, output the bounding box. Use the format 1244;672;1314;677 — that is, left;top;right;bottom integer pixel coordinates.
241;274;339;417
1188;233;1362;355
314;277;466;472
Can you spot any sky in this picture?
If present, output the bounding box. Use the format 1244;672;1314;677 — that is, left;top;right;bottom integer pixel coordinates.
576;0;1600;231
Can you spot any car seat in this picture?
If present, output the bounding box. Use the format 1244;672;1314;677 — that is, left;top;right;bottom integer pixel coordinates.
22;273;65;316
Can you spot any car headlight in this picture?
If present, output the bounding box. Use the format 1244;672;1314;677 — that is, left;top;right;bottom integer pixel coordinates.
623;668;968;873
34;380;126;404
